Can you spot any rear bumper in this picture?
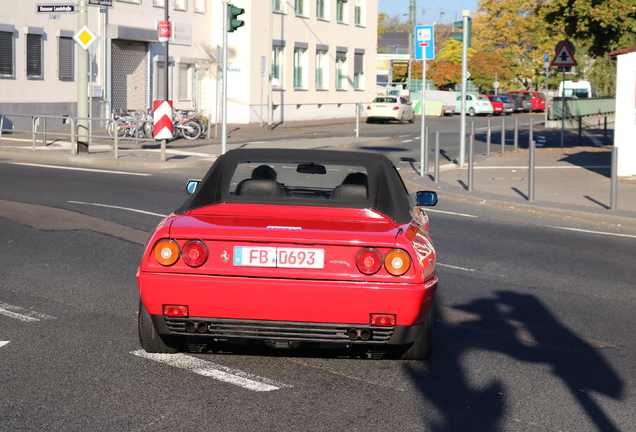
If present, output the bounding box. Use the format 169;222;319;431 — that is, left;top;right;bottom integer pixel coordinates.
151;315;423;345
138;272;437;343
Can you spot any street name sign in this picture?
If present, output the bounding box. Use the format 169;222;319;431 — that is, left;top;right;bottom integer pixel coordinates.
88;0;113;6
415;25;435;60
36;4;76;13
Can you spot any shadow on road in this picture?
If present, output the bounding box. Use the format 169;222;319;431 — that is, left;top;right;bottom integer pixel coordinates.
404;291;624;431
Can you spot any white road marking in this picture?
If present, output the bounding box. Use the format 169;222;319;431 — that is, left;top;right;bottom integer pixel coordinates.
467;165;610;170
131;350;290;392
0;302;57;322
402;139;413;143
67;201;167;218
551;226;636;239
438;263;476;272
144;149;216;158
424;208;479;218
0;341;9;348
11;162;151;176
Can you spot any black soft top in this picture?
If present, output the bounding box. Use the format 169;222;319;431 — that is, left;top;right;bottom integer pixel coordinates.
175;148;413;223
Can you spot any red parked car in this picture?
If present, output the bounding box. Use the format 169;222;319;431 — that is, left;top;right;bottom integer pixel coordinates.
507;90;547;112
484;95;505;115
137;149;439;360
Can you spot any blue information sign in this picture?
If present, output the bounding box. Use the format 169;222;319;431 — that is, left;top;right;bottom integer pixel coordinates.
415;25;435;60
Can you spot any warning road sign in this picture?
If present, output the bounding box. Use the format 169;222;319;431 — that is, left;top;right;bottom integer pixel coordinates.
551;42;577;67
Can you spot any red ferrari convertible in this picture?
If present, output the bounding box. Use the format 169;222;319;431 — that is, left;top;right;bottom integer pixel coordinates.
137;149;439;360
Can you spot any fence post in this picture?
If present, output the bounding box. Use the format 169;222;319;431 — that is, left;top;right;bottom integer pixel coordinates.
486;118;491;155
529;139;535;201
514;117;519;151
468;134;474;192
501;118;506;153
434;130;440;183
610;146;618;210
578;116;582;146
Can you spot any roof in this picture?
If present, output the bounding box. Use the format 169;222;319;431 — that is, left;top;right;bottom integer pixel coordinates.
609;46;636;58
176;148;414;223
377;32;409;50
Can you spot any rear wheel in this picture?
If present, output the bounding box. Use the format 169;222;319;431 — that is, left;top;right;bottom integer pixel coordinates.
182;121;202;140
468;107;476;116
138;301;181;353
399;113;406;124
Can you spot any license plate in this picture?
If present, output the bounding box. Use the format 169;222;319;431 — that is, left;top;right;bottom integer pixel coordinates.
233;246;325;269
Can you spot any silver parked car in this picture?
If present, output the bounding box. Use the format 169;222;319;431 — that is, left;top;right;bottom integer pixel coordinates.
498;95;515;115
366;96;415;124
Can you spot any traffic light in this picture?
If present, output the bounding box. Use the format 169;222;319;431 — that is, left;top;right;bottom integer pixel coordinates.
452;17;472;47
228;4;245;32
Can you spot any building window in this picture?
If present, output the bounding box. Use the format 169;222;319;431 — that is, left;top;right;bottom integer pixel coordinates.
26;33;43;79
316;0;327;19
58;36;73;80
174;0;187;11
179;64;191;100
293;48;307;88
272;46;284;88
273;0;283;12
152;0;165;7
295;0;307;16
0;31;15;78
315;50;328;89
336;53;347;89
193;0;206;13
354;52;364;89
355;0;365;26
336;0;347;23
117;0;141;4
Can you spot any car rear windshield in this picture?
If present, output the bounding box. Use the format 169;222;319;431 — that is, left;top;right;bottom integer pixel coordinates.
489;96;502;102
230;161;370;201
476;95;488;101
373;97;397;103
499;95;511;102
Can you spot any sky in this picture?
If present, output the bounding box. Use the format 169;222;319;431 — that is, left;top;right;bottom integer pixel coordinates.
378;0;479;26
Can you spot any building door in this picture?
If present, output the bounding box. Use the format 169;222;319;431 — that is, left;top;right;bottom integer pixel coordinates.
111;40;148;112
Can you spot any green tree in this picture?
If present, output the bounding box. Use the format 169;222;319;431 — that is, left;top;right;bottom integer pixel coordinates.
470;52;515;93
473;0;565;90
378;13;388;39
542;0;636;58
427;59;462;90
437;39;476;65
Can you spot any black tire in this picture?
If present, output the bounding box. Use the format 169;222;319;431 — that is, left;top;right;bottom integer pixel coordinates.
182;121;202;140
468;107;476;116
408;114;415;123
143;121;154;139
391;311;433;360
138;300;181;353
399;113;406;124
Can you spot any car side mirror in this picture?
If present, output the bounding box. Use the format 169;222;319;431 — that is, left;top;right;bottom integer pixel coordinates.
416;191;438;206
186;180;200;195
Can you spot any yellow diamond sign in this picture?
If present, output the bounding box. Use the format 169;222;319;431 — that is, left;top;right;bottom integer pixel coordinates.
73;25;97;50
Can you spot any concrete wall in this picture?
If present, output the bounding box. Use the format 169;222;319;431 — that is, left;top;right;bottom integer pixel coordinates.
614;51;636;177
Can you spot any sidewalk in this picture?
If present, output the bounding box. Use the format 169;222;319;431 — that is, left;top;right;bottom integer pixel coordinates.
1;118;635;228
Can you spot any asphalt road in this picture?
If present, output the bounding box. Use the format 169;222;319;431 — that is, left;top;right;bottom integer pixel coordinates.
1;155;634;431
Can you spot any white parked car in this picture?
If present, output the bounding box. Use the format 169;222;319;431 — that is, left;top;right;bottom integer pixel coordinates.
366;96;415;124
455;94;494;116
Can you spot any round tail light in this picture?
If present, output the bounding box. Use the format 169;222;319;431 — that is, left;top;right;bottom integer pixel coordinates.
356;247;383;275
182;240;208;267
384;249;411;276
154;239;180;266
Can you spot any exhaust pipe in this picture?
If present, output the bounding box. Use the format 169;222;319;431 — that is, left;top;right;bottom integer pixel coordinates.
185;321;208;333
348;328;372;341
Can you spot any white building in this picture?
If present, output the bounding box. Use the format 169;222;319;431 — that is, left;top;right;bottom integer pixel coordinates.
0;0;377;130
611;46;636;177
